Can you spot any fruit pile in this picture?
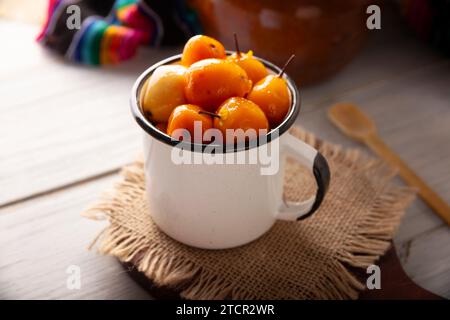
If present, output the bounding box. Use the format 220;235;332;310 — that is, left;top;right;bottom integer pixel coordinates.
140;35;293;144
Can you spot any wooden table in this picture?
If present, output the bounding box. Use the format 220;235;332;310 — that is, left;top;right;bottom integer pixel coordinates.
1;11;449;299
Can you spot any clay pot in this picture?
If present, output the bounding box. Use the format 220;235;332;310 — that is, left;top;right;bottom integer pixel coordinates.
188;0;372;85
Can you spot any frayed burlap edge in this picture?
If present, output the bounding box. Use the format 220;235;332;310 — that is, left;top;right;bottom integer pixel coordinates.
82;127;416;300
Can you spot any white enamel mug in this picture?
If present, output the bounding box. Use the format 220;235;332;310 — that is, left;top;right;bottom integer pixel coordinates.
131;54;330;249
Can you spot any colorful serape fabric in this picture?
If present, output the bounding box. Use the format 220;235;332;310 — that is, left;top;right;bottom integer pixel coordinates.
37;0;202;65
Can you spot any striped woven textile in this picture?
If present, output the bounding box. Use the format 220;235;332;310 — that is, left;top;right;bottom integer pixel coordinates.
37;0;202;65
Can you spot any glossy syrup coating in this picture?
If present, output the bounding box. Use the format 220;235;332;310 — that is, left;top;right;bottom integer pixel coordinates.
214;97;269;143
167;104;213;143
184;59;252;112
155;122;167;134
227;50;267;84
141;65;187;122
181;35;226;66
247;75;291;128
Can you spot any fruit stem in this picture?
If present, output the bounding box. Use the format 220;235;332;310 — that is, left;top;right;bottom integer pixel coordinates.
278;54;295;77
233;33;241;57
199;110;221;119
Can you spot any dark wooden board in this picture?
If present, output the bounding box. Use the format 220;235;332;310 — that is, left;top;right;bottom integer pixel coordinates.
358;246;442;299
121;245;442;300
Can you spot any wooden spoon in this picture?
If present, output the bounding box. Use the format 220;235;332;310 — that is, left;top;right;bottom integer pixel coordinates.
328;103;450;226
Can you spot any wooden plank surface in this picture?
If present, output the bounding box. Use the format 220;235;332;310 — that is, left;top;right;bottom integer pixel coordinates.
396;225;450;298
0;21;178;206
1;163;449;299
297;61;450;242
1;11;449;299
295;64;450;298
0;18;445;207
0;174;150;299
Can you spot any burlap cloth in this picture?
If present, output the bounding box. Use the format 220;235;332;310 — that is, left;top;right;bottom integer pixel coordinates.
83;127;416;300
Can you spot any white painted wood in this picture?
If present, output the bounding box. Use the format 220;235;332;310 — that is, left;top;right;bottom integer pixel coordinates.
297;61;450;298
0;9;449;298
395;225;450;298
295;60;450;299
0;19;445;206
297;62;450;243
0;174;151;299
0;21;180;206
1;170;448;299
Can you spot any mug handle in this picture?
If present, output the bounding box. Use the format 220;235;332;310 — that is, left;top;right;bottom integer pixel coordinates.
277;133;331;221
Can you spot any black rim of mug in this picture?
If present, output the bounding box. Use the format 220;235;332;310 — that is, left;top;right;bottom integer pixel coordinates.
130;53;301;153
